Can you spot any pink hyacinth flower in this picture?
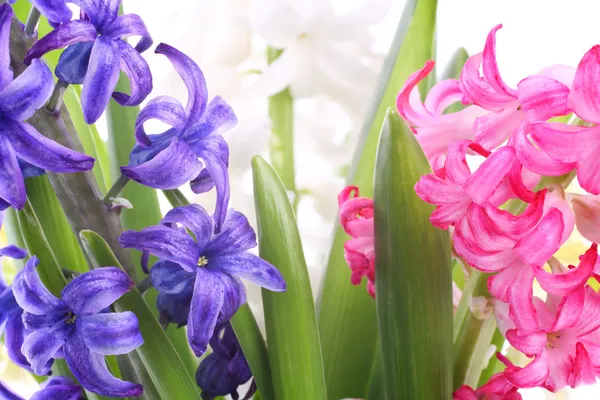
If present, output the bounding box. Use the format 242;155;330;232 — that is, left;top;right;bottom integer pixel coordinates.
338;186;375;297
396;60;487;173
531;45;600;194
460;24;573;150
453;353;522;400
502;285;600;392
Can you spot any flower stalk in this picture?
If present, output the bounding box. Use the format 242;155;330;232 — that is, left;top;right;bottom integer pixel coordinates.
103;175;131;207
23;6;40;36
46;79;69;113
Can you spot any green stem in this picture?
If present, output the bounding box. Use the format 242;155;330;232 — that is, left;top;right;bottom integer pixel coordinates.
163;189;190;207
267;47;297;209
103;175;131;206
24;7;40;36
136;276;152;294
46;80;69;113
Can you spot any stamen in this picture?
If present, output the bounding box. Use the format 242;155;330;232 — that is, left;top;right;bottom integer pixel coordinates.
65;311;77;325
198;256;208;267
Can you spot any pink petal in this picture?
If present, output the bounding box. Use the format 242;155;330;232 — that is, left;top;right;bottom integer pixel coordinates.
473;107;524;150
517;75;572;121
508;267;539;334
452;386;477;400
572;286;600;337
444;140;472;184
514;123;576;176
460;53;516;111
396;60;435;125
576;152;600;195
505;352;550;388
514;208;564;266
464;146;517;205
568;342;597;388
567;45;600;123
430;200;471;229
484;189;546;238
454;233;517;273
465;204;517;252
487;262;521;301
571;194;600;242
534;244;596;296
538;64;576;87
549;287;585;332
414;175;466;205
482;24;517;98
424;79;464;115
506;329;547;357
542;189;575;243
531;122;600;163
494;299;515;336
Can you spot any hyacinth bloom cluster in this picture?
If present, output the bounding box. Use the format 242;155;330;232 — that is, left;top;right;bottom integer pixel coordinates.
395;23;600;396
24;0;153;123
13;258;144;397
0;377;83;400
118;204;286;356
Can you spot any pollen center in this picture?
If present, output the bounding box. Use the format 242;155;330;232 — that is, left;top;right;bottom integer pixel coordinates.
65;311;77;325
546;332;560;349
198;256;208;267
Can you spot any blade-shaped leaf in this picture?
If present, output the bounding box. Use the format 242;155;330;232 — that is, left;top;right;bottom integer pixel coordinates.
252;156;327;399
317;0;437;398
373;110;452;398
79;230;201;400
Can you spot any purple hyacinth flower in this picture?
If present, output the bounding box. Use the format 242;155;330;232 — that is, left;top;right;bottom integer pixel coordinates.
118;205;286;356
0;376;83;400
0;5;94;210
196;322;255;400
24;0;153;124
121;43;237;232
12;258;144;397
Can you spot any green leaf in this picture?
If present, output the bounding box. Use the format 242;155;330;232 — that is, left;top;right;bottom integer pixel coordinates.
373;110;452;398
441;48;468;114
317;0;437;398
25;176;88;272
3;208;26;270
231;304;275;400
251;156;327;399
79;230;201;400
63;86;112;193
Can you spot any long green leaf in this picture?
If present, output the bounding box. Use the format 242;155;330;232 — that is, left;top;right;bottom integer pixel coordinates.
3;208;26;270
231;305;275;400
252;156;327;400
374;110;452;398
317;0;437;398
79;230;201;400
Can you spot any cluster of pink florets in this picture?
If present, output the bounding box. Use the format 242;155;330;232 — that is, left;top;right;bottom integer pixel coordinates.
338;24;600;397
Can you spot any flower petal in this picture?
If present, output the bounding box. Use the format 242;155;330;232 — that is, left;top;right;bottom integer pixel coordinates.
0;381;23;400
3;120;94;173
61;267;133;316
121;138;203;190
460;53;515;111
534;244;596;296
112;40;152;107
514;208;564;266
550;287;585;332
209;252;286;292
162;205;213;249
203;210;256;257
0;135;25;209
0;4;14;90
517;75;571;120
464;146;516;206
81;36;121;124
484;189;546;238
55;42;94;85
24;20;97;65
102;14;153;53
150;259;195;295
216;273;246;325
31;0;72;24
576;152;600;195
118;225;201;271
155;43;207;123
134;96;186;147
187;268;224;356
571;194;600;242
185;96;237;142
77;312;143;355
30;383;82;400
190;137;229;194
0;59;53;121
472;108;524;150
396;60;435;125
12;256;64;315
505;352;549;388
92;0;120;29
568;45;600;122
482;24;517;98
194;149;230;233
487;263;521;302
530;122;599;163
5;314;30;370
507;266;538;334
569;342;597;388
22;324;66;375
64;333;143;397
506;329;546;357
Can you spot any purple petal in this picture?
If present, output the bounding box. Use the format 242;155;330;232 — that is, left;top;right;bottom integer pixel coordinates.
24;20;97;65
204;210;256;257
156;284;193;326
0;135;25;209
0;245;27;259
210;253;286;292
77;312;143;355
5;314;30;370
190;169;214;194
3;119;95;173
195;150;230;233
61;267;133;316
31;0;72;24
30;383;82;400
12;256;65;315
91;0;120;30
64;333;143;397
188;268;224;356
112;41;152;107
22;310;66;330
22;324;66;375
119;225;201;271
190;136;229;194
135;96;186;147
185;96;237;142
217;273;246;325
128;130;173;165
155;43;207;122
162;205;214;249
0;5;14;90
121;137;203;189
0;381;22;400
150;259;196;294
102;13;153;52
0;59;54;121
81;36;121;124
56;42;94;85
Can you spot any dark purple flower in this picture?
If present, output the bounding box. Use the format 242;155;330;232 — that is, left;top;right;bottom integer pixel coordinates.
12;258;143;397
0;376;83;400
0;5;94;210
121;44;237;232
118;205;285;356
24;0;153;124
196;322;255;400
6;0;72;25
